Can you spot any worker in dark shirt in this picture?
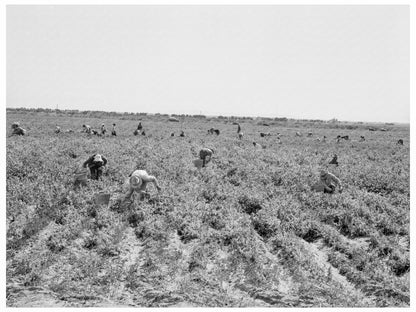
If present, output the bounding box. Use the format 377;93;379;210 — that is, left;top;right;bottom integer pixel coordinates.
83;154;108;180
11;122;26;135
199;148;214;167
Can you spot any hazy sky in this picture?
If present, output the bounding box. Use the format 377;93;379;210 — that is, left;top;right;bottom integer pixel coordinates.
6;5;410;122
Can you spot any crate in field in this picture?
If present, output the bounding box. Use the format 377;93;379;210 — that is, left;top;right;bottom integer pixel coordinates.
94;192;111;207
311;182;325;192
73;167;88;187
193;159;203;169
74;167;88;182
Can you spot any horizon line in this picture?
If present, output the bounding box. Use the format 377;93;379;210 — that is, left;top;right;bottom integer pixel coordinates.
5;106;410;125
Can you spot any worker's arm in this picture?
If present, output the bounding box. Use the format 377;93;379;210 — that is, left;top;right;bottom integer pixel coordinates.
82;156;94;168
145;175;161;191
124;188;135;201
332;175;342;188
328;173;342;191
322;183;333;192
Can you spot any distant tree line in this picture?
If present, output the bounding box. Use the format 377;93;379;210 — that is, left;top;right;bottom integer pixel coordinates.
6;107;396;130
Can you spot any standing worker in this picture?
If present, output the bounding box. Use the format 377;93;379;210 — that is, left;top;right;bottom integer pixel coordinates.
100;124;107;136
83;154;108;180
111;123;117;136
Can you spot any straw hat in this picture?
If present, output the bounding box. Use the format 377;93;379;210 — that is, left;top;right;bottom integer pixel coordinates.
93;154;103;162
130;175;143;189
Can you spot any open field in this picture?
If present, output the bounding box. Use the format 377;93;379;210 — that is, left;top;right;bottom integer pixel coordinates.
6;110;410;307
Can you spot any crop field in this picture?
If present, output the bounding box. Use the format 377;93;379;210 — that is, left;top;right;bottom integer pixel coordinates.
6;109;410;307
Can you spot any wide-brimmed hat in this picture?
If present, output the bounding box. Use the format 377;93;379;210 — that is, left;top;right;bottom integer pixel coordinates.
320;170;327;177
93;154;103;162
130;175;142;188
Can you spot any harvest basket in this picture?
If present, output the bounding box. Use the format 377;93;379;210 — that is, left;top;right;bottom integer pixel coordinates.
193;159;203;169
74;167;88;182
311;182;325;192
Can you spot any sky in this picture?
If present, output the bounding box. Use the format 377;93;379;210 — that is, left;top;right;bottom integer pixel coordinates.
6;5;410;123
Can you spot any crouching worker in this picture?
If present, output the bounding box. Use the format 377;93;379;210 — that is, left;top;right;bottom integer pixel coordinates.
83;154;108;180
317;170;342;194
199;148;214;167
124;170;162;201
11;122;26;135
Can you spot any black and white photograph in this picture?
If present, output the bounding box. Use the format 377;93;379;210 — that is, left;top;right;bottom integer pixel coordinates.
3;1;413;309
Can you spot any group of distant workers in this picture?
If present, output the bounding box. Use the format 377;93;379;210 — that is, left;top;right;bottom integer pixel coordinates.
81;123;117;136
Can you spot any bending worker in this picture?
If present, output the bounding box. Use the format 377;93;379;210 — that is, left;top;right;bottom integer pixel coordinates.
320;170;342;193
124;169;162;201
11;122;26;135
199;147;214;167
83;154;108;180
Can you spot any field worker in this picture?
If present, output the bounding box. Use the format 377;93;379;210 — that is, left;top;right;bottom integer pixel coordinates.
253;142;266;149
124;169;162;201
11;122;26;135
111;123;117;136
329;154;338;166
319;170;342;194
180;130;185;137
101;124;107;136
133;123;143;135
82;154;108;180
82;124;92;134
237;123;241;133
199;148;214;167
55;126;61;134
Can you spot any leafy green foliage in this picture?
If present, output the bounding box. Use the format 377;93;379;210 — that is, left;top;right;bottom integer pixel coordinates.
6;112;409;307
